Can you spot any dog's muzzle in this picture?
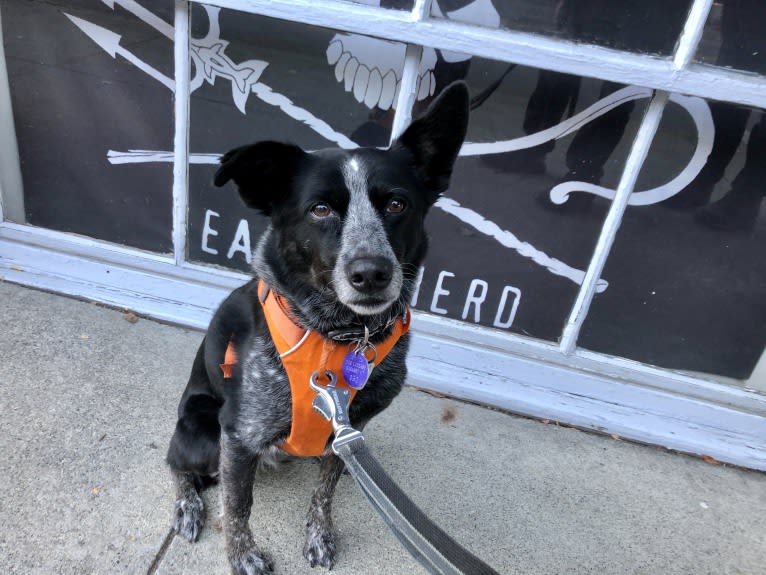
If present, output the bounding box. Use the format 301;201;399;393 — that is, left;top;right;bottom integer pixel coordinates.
334;253;402;315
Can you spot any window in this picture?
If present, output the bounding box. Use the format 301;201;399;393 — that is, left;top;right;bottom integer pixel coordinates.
2;0;765;468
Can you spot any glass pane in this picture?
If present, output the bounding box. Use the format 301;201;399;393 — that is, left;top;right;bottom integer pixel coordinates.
695;0;766;76
2;0;174;252
580;98;766;379
431;0;692;56
415;56;648;342
187;6;407;270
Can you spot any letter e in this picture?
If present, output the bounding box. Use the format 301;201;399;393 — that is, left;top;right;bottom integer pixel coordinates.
430;270;455;315
201;210;219;255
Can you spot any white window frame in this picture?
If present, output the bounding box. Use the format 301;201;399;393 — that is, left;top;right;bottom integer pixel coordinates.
1;0;765;470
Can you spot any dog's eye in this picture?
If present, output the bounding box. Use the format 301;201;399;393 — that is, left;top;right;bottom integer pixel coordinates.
386;198;407;215
310;203;333;218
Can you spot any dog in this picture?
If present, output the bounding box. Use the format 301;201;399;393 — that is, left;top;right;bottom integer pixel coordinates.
166;81;469;575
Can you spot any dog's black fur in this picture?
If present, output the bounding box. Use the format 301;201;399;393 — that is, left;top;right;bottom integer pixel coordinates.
166;82;469;575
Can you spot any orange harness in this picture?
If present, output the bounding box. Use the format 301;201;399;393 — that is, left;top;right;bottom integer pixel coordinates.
220;280;410;457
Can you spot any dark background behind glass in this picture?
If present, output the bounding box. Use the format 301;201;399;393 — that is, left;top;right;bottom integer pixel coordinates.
3;0;174;252
5;1;764;380
433;0;693;56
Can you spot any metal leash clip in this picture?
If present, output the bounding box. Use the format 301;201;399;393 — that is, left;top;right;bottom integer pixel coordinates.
309;370;364;452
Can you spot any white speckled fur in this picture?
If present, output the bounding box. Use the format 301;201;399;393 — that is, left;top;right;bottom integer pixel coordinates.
333;156;403;315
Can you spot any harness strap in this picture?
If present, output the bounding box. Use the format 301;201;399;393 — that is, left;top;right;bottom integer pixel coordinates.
220;280;409;457
219;344;238;379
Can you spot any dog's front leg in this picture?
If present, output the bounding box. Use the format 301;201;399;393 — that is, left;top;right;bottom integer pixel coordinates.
171;470;206;542
303;452;346;569
220;433;273;575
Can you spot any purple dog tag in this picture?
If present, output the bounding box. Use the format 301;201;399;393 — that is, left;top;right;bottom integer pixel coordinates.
342;351;370;389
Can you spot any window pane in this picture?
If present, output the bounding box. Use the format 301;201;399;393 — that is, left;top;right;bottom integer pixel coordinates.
431;0;692;56
186;6;406;269
695;0;766;76
2;0;174;252
580;98;766;379
416;56;648;342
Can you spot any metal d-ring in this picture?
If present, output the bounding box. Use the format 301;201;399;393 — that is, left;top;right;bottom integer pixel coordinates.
361;343;377;366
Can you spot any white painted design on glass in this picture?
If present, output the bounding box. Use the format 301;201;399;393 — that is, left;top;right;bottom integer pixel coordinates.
67;2;716;296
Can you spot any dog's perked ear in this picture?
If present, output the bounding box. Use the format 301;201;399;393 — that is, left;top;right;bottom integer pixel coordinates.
213;141;307;215
392;81;469;203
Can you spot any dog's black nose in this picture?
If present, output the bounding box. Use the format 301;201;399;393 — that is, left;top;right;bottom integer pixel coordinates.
346;256;393;294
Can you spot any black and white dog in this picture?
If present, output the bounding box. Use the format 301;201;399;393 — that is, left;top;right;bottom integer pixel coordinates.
166;82;469;574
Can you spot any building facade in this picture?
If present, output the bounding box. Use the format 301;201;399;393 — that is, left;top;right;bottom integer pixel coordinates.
1;0;764;468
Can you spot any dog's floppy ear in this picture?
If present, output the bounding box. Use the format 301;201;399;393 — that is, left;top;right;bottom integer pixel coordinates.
214;141;307;215
392;81;469;203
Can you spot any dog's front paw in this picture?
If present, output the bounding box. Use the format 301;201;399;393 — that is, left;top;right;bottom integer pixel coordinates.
229;545;274;575
303;522;337;569
173;492;205;542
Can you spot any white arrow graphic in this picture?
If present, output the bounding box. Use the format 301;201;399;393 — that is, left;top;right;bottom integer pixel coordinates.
65;13;175;91
107;149;221;164
101;0;174;39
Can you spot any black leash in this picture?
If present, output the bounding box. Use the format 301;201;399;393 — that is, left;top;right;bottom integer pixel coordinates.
310;372;502;575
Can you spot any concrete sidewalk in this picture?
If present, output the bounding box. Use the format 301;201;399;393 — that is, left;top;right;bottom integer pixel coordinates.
1;281;764;575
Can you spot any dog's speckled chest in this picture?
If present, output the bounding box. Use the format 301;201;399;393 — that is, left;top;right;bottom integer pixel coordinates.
234;334;292;450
